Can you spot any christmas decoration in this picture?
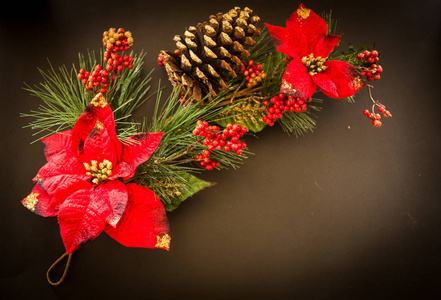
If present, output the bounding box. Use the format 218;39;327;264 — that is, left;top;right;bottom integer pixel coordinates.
21;4;392;285
22;93;169;254
160;6;262;102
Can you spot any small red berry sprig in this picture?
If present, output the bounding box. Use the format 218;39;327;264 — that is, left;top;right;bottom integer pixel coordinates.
262;93;312;126
357;50;383;81
193;121;247;170
240;59;267;89
362;85;392;127
78;28;134;94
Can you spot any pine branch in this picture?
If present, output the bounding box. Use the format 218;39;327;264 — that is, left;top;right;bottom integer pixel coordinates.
22;50;154;142
278;98;322;136
135;84;251;205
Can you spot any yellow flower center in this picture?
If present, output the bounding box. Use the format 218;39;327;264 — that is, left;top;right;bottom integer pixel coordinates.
84;159;113;185
301;54;328;76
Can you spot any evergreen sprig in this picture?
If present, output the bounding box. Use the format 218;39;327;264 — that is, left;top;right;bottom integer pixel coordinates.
22;50;153;142
134;84;251;205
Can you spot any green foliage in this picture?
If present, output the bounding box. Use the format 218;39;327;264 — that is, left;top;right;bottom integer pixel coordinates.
159;172;214;212
333;43;367;66
321;10;339;35
22;50;153;142
216;100;267;133
135;84;251;206
278;98;322;136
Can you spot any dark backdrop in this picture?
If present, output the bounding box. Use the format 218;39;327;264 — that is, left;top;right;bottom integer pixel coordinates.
1;0;440;298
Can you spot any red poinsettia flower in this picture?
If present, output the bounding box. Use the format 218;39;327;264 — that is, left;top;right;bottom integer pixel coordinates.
265;4;365;99
22;94;170;254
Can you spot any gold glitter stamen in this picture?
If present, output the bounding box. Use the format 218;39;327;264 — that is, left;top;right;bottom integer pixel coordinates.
84;158;113;185
301;54;327;76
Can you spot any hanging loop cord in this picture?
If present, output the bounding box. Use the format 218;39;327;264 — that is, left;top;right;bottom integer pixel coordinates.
46;252;73;286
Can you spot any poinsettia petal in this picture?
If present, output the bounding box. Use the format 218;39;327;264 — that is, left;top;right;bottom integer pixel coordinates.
116;132;163;180
71;94;122;160
105;183;170;250
78;120;118;166
22;184;57;217
280;59;316;99
313;60;365;98
286;4;328;54
314;35;341;58
94;180;128;227
34;151;88;181
42;130;72;162
265;23;308;58
58;188;113;254
38;175;93;213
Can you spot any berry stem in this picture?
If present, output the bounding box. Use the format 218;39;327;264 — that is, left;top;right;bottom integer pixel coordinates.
230;78;247;103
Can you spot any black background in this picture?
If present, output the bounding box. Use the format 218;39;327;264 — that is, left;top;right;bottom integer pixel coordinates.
1;0;441;299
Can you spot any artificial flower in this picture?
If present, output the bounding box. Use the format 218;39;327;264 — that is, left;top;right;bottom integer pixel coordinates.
265;4;365;99
22;93;170;254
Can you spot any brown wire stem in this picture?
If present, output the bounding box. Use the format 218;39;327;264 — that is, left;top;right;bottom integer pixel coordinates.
46;252;73;286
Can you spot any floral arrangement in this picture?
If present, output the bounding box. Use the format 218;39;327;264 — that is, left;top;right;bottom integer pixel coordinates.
21;4;391;285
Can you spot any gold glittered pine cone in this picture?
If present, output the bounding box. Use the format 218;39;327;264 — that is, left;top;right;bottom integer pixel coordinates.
161;6;261;103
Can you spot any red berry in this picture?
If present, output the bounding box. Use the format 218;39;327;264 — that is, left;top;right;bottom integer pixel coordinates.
372;119;382;127
374;74;381;80
376;66;383;74
363;109;370;116
378;106;385;113
128;64;133;69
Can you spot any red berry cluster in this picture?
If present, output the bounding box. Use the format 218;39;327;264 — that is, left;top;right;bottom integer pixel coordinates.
103;28;133;53
262;94;312;126
78;28;135;94
240;59;267;88
363;105;392;127
357;50;383;81
78;66;109;94
193;121;247;170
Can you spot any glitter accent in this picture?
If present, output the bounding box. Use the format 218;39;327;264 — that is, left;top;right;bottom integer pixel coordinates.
23;192;39;212
219;98;265;129
108;215;121;227
297;7;311;20
281;80;297;94
96;120;104;130
155;234;171;250
351;76;364;90
91;93;108;108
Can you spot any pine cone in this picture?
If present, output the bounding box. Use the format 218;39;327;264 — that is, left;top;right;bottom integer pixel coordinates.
161;7;261;102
